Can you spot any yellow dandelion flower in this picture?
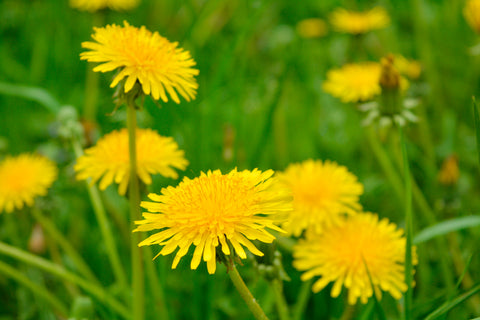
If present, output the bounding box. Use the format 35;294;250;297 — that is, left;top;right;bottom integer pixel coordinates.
75;128;188;195
294;213;416;305
296;18;328;38
70;0;139;12
81;21;199;103
134;169;291;274
330;7;390;34
464;0;480;34
276;159;363;236
323;62;382;103
0;154;57;213
394;55;422;80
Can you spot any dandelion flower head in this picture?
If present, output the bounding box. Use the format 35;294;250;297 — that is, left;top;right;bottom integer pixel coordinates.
75;128;188;195
296;18;328;38
330;7;390;34
323;62;382;103
276;159;363;236
293;212;416;304
134;169;292;274
0;154;57;213
464;0;480;34
81;21;199;103
394;55;422;80
70;0;139;12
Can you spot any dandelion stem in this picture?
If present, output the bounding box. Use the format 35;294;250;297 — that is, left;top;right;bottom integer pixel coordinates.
0;241;130;319
126;103;145;320
0;259;69;317
272;278;290;320
31;206;98;284
227;259;269;320
72;140;128;290
399;126;413;320
292;278;313;320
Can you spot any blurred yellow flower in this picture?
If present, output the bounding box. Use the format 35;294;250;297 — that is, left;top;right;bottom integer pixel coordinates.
134;169;291;274
394;55;422;80
75;128;188;195
330;7;390;34
296;18;328;38
70;0;139;12
323;62;382;103
277;159;363;236
438;155;459;186
0;154;57;213
293;213;415;304
81;21;199;103
464;0;480;34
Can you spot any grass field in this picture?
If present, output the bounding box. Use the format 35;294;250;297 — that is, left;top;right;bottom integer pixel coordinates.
1;0;480;319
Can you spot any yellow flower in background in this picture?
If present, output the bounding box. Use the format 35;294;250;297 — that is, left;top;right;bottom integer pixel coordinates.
323;62;382;103
394;55;422;80
464;0;480;34
81;21;199;103
293;213;415;304
75;128;188;195
70;0;139;12
134;169;291;274
0;154;57;213
330;7;390;34
438;155;459;186
276;159;363;236
296;18;328;38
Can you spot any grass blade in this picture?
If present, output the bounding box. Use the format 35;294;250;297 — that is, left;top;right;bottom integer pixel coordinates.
424;283;480;320
0;81;60;113
473;97;480;166
413;216;480;244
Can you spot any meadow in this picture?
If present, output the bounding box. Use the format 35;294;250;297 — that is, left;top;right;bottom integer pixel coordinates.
1;0;480;319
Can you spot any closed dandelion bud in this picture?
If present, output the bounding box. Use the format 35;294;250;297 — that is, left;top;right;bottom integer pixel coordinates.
28;223;46;255
438;155;459;186
379;55;400;90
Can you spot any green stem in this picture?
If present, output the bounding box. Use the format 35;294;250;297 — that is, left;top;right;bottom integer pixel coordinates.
144;246;170;320
0;241;130;319
292;279;313;320
127;103;145;320
271;279;290;320
0;259;68;317
31;207;98;284
72;140;128;289
399;127;413;320
227;259;269;320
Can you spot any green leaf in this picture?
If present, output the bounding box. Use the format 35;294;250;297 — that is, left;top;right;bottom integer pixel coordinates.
474;97;480;167
424;283;480;320
0;82;60;114
414;216;480;244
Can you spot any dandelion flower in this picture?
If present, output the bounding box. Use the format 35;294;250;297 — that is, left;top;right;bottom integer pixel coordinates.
294;213;416;304
296;18;328;38
323;62;382;103
438;155;459;186
330;7;390;34
81;21;199;103
134;169;291;274
276;159;363;236
0;154;57;213
70;0;139;12
464;0;480;34
394;55;422;80
75;128;188;195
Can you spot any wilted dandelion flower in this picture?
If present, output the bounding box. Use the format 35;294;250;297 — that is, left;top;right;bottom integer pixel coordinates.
293;213;415;304
0;154;57;213
70;0;139;12
134;169;291;274
322;62;382;103
277;159;363;236
296;18;328;38
81;21;199;103
464;0;480;34
330;7;390;34
75;128;188;195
